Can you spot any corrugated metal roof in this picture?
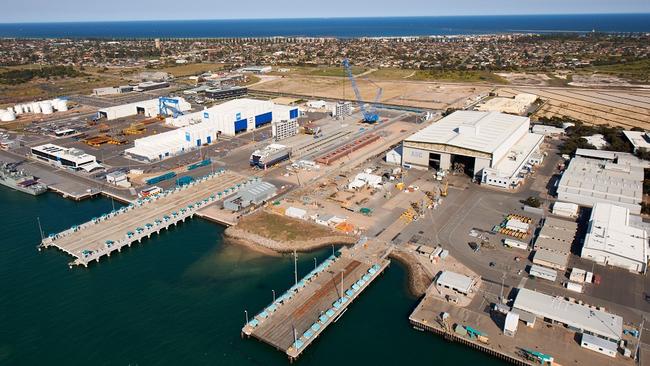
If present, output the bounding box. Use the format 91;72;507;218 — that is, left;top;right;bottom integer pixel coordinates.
404;111;530;154
514;288;623;340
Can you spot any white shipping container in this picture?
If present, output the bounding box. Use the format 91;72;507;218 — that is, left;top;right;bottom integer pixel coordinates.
503;238;528;250
569;268;586;283
565;282;583;293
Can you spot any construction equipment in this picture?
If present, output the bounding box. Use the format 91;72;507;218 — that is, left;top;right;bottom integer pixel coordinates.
98;123;110;133
400;207;417;223
158;97;184;118
83;135;111;147
440;178;448;197
123;123;145;135
521;349;554;365
108;136;127;145
342;58;382;123
465;326;490;344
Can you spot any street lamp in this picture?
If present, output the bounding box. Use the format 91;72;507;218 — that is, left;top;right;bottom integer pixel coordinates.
244;310;249;325
272;289;276;302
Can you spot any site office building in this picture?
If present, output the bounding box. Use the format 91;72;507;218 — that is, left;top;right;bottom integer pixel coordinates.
401;111;543;187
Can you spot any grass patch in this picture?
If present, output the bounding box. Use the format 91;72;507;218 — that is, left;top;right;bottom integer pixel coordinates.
237;211;335;242
582;59;650;83
241;74;260;86
366;68;416;80
271;65;368;78
160;63;225;77
0;74;126;105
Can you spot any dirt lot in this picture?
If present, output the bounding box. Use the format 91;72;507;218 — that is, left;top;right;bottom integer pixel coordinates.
496;72;552;85
251;76;491;110
236;211;336;242
499;87;650;129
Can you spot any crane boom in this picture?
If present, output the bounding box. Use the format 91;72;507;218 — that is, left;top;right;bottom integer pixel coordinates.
342;58;380;123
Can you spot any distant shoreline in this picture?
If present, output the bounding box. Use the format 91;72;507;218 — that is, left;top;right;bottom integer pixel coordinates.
0;14;648;39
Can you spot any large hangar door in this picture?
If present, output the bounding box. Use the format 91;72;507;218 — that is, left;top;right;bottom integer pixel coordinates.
428;153;441;170
451;154;475;177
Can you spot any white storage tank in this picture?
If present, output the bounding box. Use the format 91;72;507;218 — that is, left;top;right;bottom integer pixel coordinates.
31;102;42;114
1;109;16;122
54;98;68;111
40;101;54;115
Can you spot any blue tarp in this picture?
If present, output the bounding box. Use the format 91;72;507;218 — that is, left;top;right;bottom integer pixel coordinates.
311;323;321;332
362;274;371;281
352;284;361;292
249;319;259;327
325;309;335;317
293;340;304;349
267;304;277;313
259;311;269;318
345;289;354;297
303;330;313;339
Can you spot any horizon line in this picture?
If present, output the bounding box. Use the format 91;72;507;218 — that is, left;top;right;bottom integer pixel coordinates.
1;12;649;25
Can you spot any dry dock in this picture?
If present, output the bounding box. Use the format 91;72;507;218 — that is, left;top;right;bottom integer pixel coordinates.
40;169;253;267
242;244;390;361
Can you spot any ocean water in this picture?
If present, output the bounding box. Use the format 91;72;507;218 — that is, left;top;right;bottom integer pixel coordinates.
0;14;649;38
0;187;505;365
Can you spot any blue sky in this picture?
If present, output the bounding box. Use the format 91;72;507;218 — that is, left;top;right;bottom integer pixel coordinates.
1;0;649;23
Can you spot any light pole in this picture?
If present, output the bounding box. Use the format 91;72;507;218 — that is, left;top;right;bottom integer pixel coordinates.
272;289;276;302
293;250;298;286
244;310;249;325
314;257;317;271
500;272;506;304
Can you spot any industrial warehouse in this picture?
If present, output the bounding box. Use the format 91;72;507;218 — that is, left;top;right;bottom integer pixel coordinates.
512;288;624;342
31;144;103;172
401;111;544;188
97;97;192;120
124;99;299;162
581;203;649;273
556;149;646;214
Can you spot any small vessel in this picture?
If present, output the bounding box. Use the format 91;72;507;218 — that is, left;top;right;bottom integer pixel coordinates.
0;161;48;195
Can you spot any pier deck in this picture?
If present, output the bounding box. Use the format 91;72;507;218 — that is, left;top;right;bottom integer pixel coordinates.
242;245;390;361
40;170;250;267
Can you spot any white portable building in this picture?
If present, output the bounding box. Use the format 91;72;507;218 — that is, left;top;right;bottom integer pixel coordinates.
581;333;617;358
285;207;307;220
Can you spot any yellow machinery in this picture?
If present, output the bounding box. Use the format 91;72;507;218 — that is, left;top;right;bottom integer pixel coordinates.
83;135;111;147
440;179;448;197
400;207;417;223
123;122;145;135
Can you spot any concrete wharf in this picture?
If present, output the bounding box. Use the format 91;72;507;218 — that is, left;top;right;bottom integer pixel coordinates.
39;169;254;267
242;245;390;361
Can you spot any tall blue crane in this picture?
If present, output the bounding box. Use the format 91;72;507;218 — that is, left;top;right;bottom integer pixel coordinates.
158;97;184;118
342;58;382;123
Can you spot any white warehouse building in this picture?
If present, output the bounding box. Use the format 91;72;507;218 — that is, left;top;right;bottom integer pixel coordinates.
402;111;544;188
97;97;191;120
125;99;299;162
581;202;649;273
125;122;221;162
165;98;299;137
